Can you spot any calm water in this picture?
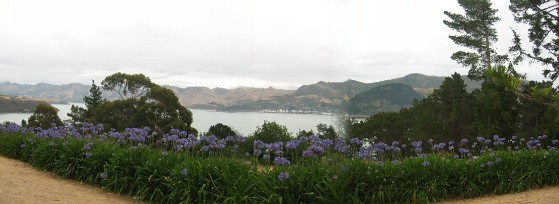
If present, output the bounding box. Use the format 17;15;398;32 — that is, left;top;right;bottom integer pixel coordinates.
0;104;341;135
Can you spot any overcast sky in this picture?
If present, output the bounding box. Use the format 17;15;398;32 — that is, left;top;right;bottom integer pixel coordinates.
0;0;548;89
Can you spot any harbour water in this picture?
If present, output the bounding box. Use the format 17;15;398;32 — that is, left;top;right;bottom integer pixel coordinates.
0;104;341;136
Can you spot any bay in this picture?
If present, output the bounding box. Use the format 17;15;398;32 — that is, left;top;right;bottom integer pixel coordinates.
0;104;341;136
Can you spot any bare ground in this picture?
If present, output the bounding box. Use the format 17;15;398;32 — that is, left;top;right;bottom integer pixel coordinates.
0;156;138;204
1;155;558;204
439;186;559;204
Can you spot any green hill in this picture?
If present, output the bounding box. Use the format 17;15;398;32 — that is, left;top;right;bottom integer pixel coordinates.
348;83;425;115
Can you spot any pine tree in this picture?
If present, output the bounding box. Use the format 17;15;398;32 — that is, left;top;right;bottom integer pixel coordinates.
83;80;105;109
509;0;559;80
444;0;508;80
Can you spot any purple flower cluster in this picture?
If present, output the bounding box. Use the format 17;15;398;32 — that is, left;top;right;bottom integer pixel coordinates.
273;157;291;166
277;172;289;181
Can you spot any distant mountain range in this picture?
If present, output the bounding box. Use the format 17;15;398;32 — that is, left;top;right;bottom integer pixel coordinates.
0;73;482;114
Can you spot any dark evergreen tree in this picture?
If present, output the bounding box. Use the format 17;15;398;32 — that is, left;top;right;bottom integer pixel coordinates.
68;80;106;124
517;81;559;137
409;73;475;141
83;80;105;109
444;0;508;80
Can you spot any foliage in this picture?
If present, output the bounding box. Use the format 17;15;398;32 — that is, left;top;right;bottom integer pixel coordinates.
316;123;338;140
84;80;105;109
443;0;508;80
1;122;559;203
351;111;409;142
509;0;559;80
27;103;63;129
70;73;196;135
251;121;292;143
517;81;559;137
101;72;153;100
68;80;105;124
207;123;236;139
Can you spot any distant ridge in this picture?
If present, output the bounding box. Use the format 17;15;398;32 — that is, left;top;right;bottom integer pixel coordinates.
0;95;48;113
0;73;482;114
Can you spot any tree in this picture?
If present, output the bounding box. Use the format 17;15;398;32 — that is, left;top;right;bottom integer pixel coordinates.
296;129;314;138
316;124;337;140
101;72;153;100
27;103;63;129
350;111;409;143
509;0;559;80
429;73;475;139
84;80;105;109
517;81;559;136
87;73;196;134
471;66;521;137
444;0;508;80
207;123;236;139
252;121;292;143
68;80;105;124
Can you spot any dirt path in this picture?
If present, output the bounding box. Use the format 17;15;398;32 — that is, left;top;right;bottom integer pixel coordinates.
0;156;138;204
439;186;559;204
1;155;558;204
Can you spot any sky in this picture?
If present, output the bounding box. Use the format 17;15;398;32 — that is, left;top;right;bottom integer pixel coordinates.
0;0;549;89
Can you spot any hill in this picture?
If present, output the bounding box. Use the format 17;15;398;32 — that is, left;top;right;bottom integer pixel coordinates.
0;82;89;103
0;73;482;114
0;95;48;113
348;83;425;115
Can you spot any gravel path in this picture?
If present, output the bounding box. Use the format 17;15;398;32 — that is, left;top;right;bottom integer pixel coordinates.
0;156;138;204
1;155;557;204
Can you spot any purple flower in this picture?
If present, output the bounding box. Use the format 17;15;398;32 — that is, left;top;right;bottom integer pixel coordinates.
418;154;427;158
476;136;485;142
350;138;363;145
181;168;189;176
493;135;500;141
273;157;291;166
277;172;289;181
100;172;108;179
552;140;558;145
85;152;93;158
20;144;26;148
486;161;494;167
422;161;430;166
489;152;496;157
461;138;468;144
285;140;301;150
253;149;262;156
